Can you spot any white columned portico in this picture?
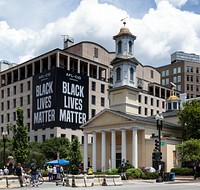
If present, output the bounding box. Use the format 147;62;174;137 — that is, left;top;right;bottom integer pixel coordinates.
101;131;106;172
92;132;97;172
111;130;116;169
132;128;138;168
83;133;88;172
121;129;126;162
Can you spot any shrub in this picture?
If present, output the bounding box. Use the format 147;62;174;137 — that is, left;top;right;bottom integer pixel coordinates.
41;169;48;177
126;168;143;179
170;168;193;176
105;168;119;175
141;172;158;179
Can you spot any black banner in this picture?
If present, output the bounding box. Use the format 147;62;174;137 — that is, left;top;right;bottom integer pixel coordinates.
32;68;88;130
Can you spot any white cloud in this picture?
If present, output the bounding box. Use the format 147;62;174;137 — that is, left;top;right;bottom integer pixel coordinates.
155;0;188;7
0;0;200;67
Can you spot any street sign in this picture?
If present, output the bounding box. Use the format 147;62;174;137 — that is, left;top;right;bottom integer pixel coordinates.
160;142;166;146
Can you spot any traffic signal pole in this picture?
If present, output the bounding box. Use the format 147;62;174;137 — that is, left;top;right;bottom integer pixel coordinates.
155;113;163;183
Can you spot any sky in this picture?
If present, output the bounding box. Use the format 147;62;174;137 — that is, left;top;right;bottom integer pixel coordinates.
0;0;200;67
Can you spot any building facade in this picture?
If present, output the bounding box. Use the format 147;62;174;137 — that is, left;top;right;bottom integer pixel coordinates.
157;51;200;99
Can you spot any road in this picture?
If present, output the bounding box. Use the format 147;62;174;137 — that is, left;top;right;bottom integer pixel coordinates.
10;181;200;190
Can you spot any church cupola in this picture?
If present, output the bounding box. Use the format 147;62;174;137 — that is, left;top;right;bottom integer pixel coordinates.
166;82;180;111
113;20;136;59
111;20;138;89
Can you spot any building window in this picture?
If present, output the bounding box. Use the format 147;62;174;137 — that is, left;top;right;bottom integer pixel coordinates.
187;75;190;81
196;85;199;92
157;100;159;107
1;115;4;123
145;96;148;104
173;76;177;83
138;106;141;114
166;78;169;85
118;41;122;53
161;71;165;77
191;75;193;82
101;97;105;107
151;109;153;116
151;98;153;106
166;70;169;76
196;76;199;83
173;68;177;74
177;76;181;83
187;84;190;90
13;112;16;121
138;95;141;103
92;81;96;91
13;86;16;95
13;99;16;108
92;95;96;105
191;85;193;91
27;109;30;118
1;102;4;111
61;134;66;138
1;90;4;98
196;67;199;74
116;67;121;81
129;41;132;53
71;135;75;141
7;88;10;97
27;81;31;91
145;108;148;115
130;67;134;81
151;70;154;78
177;67;181;73
177;85;181;91
27;95;30;104
162;101;165;109
81;136;84;144
94;47;98;58
91;109;96;118
50;134;54;138
7;113;10;122
161;79;165;85
20;97;23;106
7;101;10;109
20;83;23;93
101;84;105;93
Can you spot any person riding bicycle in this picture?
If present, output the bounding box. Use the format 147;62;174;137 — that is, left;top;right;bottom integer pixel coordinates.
29;163;38;187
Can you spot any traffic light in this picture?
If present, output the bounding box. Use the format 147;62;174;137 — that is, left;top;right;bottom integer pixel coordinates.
159;152;162;160
152;152;160;161
155;139;160;151
152;152;156;160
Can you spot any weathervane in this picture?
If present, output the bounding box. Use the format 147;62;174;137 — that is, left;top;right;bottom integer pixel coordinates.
120;17;128;27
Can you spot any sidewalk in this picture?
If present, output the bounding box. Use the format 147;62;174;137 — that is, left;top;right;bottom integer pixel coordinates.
122;176;200;185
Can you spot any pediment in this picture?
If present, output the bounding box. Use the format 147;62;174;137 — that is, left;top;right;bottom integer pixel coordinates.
81;109;132;129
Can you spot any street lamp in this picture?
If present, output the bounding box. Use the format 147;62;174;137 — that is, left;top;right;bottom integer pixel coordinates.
2;131;8;168
155;113;163;183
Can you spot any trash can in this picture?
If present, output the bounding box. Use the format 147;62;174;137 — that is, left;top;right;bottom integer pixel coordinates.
169;172;175;181
163;172;170;181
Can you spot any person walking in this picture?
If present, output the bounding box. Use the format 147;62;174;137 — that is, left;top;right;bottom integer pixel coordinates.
16;163;23;187
29;163;38;187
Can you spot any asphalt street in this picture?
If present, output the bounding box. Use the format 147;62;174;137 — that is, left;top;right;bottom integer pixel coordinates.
9;181;200;190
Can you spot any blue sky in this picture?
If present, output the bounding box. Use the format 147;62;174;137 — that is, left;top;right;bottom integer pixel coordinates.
0;0;200;67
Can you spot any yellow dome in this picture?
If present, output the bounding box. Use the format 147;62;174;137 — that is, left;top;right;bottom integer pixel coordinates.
167;95;180;101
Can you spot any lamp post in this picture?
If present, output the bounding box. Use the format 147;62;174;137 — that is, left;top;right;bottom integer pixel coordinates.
155;113;163;183
2;131;8;168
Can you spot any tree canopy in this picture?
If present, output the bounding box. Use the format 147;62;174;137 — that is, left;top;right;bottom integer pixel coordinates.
12;108;29;165
176;139;200;163
178;99;200;140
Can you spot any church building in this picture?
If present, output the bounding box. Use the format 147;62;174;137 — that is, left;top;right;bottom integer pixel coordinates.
81;22;182;173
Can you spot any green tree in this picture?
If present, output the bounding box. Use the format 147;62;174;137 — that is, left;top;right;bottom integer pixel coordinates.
41;137;70;160
178;99;200;140
68;136;82;174
176;139;200;163
10;108;29;165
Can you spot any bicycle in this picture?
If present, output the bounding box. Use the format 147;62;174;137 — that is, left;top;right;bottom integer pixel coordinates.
22;172;44;186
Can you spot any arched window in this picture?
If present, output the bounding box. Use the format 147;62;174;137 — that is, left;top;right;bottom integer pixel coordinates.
129;41;132;53
116;67;121;81
118;41;122;54
130;67;134;81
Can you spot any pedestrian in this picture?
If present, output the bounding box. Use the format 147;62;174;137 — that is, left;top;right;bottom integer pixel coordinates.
52;165;57;180
16;163;23;187
29;163;38;187
121;164;126;180
47;165;53;181
7;153;14;175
